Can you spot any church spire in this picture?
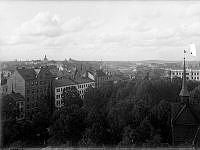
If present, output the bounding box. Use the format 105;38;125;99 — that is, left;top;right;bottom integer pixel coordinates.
179;57;189;103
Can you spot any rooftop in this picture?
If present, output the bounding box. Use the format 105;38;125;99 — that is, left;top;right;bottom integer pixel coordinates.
73;77;94;84
53;78;76;87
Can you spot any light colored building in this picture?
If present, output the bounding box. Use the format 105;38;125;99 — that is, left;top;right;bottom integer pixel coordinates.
53;77;95;108
53;78;77;108
170;69;200;81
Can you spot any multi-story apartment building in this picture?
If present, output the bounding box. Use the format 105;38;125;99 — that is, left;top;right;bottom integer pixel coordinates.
53;77;95;108
6;66;54;120
170;69;200;81
53;78;77;108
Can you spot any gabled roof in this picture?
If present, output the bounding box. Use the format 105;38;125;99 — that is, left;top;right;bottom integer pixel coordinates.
5;92;25;102
16;67;53;80
73;77;94;84
37;67;53;79
17;68;36;80
172;103;200;125
53;78;76;88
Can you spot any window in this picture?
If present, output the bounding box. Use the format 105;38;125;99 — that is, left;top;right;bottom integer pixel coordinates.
32;90;34;94
27;104;30;109
197;77;199;79
40;81;43;85
27;90;30;94
56;95;60;99
31;81;34;86
27;97;29;102
197;73;199;75
57;88;60;92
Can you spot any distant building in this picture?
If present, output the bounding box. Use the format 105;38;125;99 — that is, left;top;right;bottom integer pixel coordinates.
2;93;25;121
171;59;200;146
6;66;54;120
170;69;200;81
43;54;48;63
53;77;95;108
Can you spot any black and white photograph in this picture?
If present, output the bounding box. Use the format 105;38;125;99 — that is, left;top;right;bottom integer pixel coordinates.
1;0;200;149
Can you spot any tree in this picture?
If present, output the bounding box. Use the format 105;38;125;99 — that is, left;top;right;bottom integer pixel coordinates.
48;87;86;146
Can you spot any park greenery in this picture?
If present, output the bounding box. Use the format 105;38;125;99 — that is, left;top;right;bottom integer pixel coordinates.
2;75;200;148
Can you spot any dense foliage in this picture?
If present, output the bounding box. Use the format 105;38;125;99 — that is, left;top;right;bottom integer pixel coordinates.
2;76;200;148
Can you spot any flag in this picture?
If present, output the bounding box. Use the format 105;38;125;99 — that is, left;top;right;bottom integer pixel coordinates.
184;50;187;53
189;43;197;56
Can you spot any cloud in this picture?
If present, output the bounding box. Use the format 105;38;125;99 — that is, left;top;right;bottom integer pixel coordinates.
17;12;63;37
62;17;104;33
180;22;200;37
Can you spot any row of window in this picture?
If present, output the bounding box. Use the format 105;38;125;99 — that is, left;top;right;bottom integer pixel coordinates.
55;82;94;93
26;102;38;109
55;89;87;100
27;95;44;102
79;89;88;95
26;80;49;86
56;86;76;92
56;100;62;107
192;77;200;80
27;88;48;94
172;72;199;75
56;94;63;99
78;83;94;89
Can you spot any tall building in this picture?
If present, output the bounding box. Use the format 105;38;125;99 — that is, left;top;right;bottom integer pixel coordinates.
171;58;200;146
43;54;48;63
7;66;54;120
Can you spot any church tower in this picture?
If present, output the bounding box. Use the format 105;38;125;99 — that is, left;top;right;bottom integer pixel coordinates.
179;57;189;104
43;54;48;63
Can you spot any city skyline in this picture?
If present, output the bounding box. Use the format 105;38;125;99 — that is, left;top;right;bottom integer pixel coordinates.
1;1;200;61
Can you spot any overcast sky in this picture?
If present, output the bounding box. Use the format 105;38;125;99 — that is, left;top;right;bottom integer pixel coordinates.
0;1;200;61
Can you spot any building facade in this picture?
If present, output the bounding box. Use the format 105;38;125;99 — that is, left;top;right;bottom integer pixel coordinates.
6;67;54;120
170;69;200;81
53;77;95;108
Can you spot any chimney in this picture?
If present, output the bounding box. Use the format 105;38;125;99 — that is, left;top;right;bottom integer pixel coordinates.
179;57;189;104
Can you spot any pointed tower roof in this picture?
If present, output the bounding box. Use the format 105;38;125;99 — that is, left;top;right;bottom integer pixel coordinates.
44;54;48;62
179;57;189;97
